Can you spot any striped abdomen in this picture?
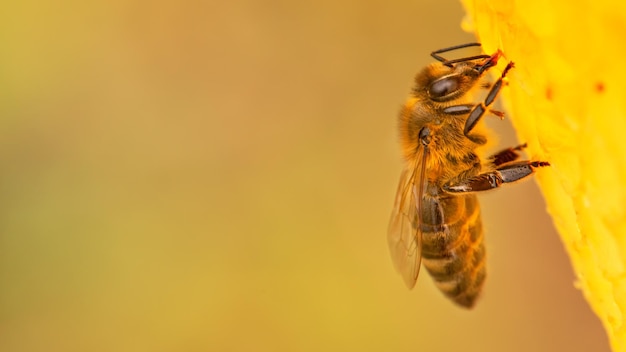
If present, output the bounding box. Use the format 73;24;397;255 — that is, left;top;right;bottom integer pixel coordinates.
420;193;486;308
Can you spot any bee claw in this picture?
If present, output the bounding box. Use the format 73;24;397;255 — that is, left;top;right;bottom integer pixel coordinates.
490;110;506;120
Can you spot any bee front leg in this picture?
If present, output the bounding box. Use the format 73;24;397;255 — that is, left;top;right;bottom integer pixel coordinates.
443;160;550;193
464;61;515;136
443;104;473;115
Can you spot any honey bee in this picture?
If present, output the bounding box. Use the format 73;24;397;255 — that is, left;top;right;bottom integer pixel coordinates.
388;43;549;308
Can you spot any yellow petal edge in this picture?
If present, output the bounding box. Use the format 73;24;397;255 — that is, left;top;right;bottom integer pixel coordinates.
460;0;626;350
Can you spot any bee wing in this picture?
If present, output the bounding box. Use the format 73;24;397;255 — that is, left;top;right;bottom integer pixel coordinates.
388;149;429;289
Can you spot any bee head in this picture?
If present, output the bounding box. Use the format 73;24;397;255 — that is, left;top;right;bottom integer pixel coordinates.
414;50;502;103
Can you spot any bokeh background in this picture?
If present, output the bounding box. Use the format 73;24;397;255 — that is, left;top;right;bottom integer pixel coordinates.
0;1;609;351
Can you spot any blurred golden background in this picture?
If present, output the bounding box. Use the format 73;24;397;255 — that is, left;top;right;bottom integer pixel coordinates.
0;1;609;351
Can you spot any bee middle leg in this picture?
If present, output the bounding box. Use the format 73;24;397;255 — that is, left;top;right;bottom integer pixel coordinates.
443;160;550;193
488;143;527;167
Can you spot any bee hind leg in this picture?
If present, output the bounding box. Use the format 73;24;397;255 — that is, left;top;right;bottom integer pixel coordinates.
443;160;550;193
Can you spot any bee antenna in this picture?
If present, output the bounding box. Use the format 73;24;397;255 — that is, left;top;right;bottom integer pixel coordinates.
430;43;491;67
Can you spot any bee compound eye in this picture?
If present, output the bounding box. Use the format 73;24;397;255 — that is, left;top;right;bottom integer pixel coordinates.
429;76;460;100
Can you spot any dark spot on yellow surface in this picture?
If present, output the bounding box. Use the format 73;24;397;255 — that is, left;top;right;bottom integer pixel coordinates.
545;86;553;100
595;82;605;93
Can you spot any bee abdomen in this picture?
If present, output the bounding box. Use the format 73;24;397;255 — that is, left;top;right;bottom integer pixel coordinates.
422;239;486;308
420;195;486;308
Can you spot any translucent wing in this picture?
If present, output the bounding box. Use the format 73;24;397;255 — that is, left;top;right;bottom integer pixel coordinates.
388;147;429;289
